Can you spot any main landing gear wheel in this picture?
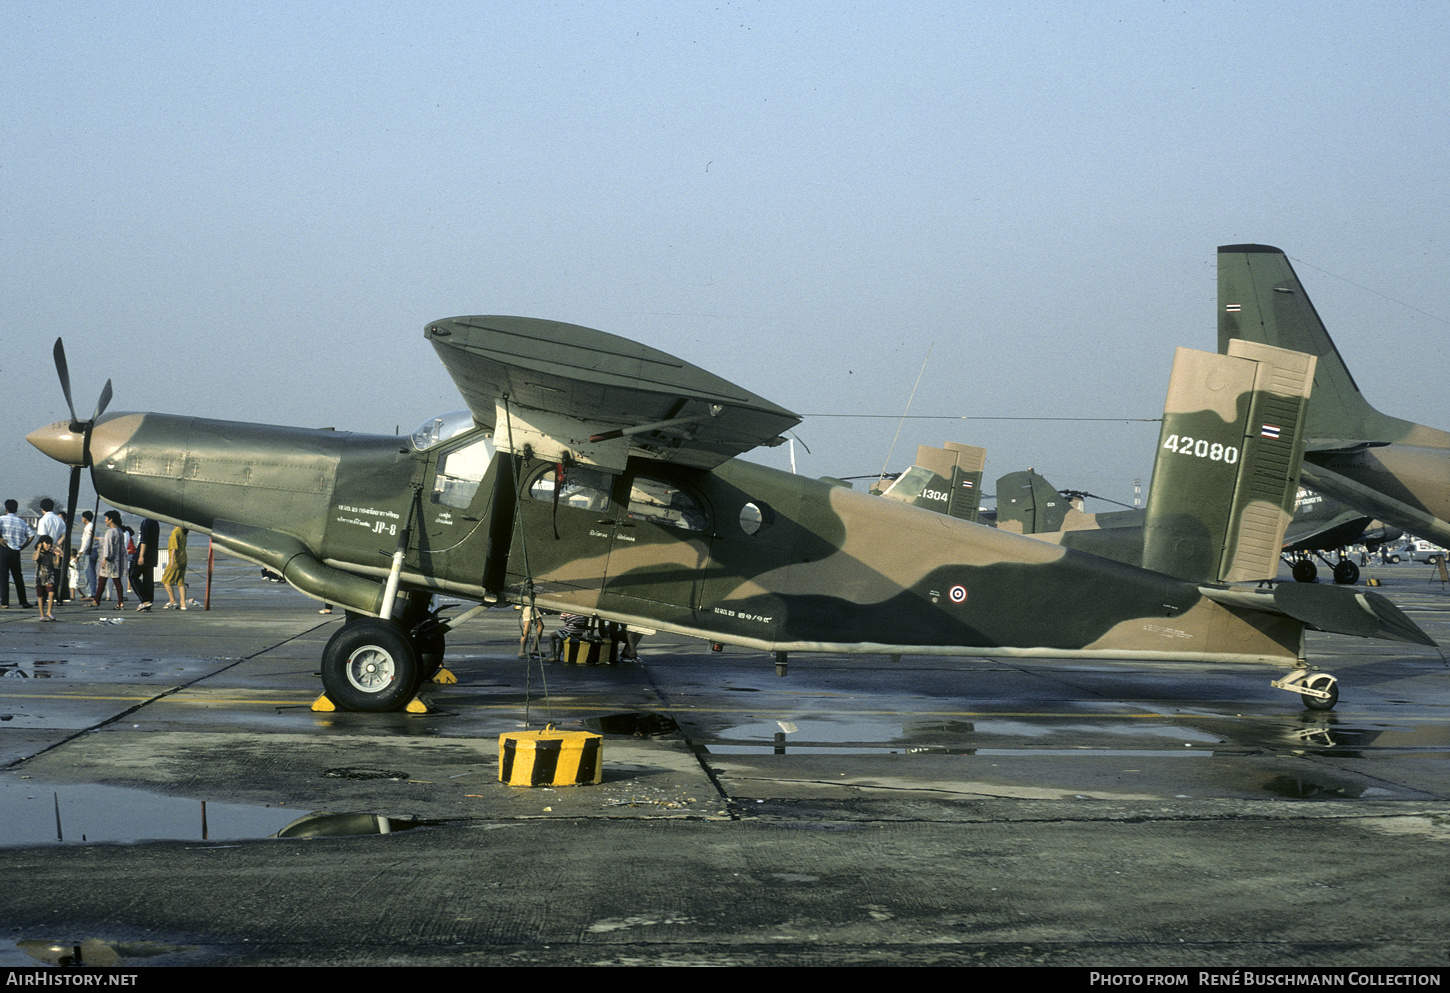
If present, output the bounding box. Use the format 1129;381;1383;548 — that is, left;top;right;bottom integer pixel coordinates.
1332;560;1360;585
1303;673;1339;711
321;619;419;712
1292;559;1318;583
414;629;446;683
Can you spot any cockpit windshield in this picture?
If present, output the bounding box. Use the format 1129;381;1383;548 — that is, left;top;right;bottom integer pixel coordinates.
410;410;479;451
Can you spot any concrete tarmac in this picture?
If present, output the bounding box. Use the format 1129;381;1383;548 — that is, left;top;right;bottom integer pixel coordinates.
2;556;1449;967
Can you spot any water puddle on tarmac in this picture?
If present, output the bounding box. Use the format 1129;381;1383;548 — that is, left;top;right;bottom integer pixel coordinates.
0;778;300;845
705;718;907;754
704;715;1226;755
1;938;200;968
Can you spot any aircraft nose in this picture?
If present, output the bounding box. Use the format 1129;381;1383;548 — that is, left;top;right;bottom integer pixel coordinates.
26;412;141;468
26;420;86;466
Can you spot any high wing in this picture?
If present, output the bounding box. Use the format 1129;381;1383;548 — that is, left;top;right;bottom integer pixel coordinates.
426;316;800;471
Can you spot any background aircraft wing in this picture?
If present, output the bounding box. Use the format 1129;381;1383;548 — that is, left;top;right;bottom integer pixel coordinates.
425;315;801;470
1281;509;1372;553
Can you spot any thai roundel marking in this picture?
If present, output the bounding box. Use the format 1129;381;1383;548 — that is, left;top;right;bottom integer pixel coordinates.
948;584;968;604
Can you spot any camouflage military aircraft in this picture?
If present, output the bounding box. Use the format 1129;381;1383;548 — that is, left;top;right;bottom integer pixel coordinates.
1219;244;1450;550
27;319;1433;713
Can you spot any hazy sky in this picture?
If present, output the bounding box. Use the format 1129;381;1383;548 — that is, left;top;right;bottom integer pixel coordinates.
5;0;1448;516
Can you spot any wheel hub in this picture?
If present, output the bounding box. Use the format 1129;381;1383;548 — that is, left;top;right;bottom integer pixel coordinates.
346;647;396;693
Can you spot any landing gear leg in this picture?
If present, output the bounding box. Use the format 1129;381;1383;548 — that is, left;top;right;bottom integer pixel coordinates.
1271;669;1339;710
399;591;449;684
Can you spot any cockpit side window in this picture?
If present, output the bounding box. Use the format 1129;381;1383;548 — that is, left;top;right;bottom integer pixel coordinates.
431;436;494;509
627;475;709;532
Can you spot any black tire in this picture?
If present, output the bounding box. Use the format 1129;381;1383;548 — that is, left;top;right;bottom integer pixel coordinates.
321;619;419;712
1389;554;1401;564
1291;560;1318;583
1332;560;1359;585
415;630;446;683
1303;673;1339;711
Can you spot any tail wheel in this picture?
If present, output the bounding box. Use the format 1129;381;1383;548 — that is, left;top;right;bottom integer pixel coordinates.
321;619;419;712
1303;673;1339;711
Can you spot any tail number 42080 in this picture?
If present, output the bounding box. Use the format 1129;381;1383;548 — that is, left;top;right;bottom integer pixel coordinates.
1162;435;1239;464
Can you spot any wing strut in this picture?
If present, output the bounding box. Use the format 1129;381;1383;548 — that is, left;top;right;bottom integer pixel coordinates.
588;411;713;443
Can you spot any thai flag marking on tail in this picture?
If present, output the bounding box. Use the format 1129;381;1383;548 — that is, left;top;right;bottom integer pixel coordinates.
1261;424;1282;440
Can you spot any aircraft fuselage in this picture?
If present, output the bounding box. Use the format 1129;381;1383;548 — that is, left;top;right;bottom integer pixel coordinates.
1302;439;1450;549
62;409;1307;666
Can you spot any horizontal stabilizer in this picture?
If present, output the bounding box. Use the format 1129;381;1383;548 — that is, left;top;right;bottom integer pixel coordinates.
1201;583;1436;647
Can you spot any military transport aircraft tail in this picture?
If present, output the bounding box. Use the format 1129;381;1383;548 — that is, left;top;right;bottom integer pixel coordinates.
878;442;984;523
1218;245;1404;445
1217;244;1450;547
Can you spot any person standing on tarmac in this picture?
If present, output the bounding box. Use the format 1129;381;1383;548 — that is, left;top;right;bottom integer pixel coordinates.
0;499;36;610
94;511;127;609
134;517;159;611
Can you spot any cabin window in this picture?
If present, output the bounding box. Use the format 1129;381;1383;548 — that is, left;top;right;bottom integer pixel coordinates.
528;464;615;513
431;436;494;508
626;476;708;532
739;501;772;535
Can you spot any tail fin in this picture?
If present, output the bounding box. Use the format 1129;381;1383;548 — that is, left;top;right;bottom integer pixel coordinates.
879;442;984;522
1217;244;1409;444
994;469;1070;534
1142;340;1316;583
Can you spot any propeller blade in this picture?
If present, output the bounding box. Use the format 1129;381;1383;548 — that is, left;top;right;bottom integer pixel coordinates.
62;465;82;601
92;379;113;422
1058;488;1136;511
66;467;82;533
53;338;79;429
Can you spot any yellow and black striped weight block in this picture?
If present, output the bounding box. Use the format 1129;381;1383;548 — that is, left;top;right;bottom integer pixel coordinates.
561;636;605;665
499;726;603;786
